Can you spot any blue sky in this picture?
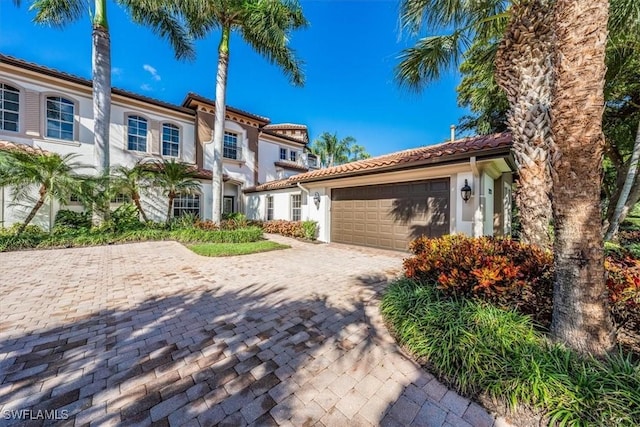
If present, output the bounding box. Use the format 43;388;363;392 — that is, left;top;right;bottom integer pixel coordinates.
0;0;467;156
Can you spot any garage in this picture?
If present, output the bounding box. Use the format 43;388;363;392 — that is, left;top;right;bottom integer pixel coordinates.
330;178;450;251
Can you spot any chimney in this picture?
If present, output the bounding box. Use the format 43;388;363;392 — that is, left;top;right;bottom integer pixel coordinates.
450;124;456;142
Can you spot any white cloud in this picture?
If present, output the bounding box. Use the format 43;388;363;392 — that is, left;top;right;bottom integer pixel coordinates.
143;64;161;81
140;83;152;91
112;67;123;77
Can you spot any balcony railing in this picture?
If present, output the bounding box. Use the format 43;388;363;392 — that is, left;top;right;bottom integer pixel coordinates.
223;144;242;161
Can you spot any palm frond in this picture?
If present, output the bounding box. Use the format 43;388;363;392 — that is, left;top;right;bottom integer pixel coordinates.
30;0;86;27
395;31;468;91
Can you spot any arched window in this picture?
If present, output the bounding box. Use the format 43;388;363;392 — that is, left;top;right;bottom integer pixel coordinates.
162;123;180;157
127;115;148;152
0;83;19;132
173;193;200;218
46;96;74;140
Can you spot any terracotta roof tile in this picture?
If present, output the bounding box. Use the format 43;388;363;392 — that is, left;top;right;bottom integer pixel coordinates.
244;178;296;193
263;123;308;130
182;92;270;123
0;140;50;155
288;132;512;183
274;160;309;172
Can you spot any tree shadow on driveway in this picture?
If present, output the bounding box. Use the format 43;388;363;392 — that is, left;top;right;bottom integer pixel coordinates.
0;273;425;426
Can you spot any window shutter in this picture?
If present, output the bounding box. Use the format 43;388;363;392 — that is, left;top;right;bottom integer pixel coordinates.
25;91;40;136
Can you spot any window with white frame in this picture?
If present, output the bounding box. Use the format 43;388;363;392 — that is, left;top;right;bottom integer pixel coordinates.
0;83;19;132
127;115;148;152
266;195;274;220
46;96;74;140
173;193;200;218
279;147;287;160
110;193;130;204
291;194;301;221
289;150;297;162
223;131;240;160
162;123;180;157
223;196;235;215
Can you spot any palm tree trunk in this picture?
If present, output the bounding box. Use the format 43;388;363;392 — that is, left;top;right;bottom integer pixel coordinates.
604;120;640;240
549;0;615;355
211;25;230;224
495;0;554;249
17;185;46;235
166;191;175;224
133;192;149;222
92;0;111;225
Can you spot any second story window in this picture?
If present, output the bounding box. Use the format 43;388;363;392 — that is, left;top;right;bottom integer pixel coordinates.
223;131;240;160
289;150;297;162
162;123;180;157
46;96;74;141
279;147;287;160
0;83;19;132
127;115;147;152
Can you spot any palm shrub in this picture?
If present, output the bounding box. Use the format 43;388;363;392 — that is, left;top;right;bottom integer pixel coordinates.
0;149;89;234
147;159;201;224
111;163;153;222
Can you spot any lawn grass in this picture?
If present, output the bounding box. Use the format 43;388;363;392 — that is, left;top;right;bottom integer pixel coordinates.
188;240;290;257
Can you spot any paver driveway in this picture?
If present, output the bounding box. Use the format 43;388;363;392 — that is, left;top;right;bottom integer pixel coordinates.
0;235;503;426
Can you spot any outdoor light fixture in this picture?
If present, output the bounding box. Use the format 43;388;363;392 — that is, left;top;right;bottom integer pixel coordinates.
313;192;321;209
461;179;472;203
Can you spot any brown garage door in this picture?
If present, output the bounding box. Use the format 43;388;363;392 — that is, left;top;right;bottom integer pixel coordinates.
331;178;450;251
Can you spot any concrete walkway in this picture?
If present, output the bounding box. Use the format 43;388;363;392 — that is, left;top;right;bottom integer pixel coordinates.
0;235;503;426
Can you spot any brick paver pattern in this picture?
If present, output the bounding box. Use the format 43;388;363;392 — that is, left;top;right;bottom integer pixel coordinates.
0;235;507;426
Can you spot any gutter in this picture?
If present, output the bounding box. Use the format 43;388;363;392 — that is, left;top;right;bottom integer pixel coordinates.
296;182;310;195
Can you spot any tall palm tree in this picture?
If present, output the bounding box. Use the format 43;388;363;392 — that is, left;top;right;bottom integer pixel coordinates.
548;0;615;355
149;159;200;224
494;0;554;249
310;132;356;167
111;163;153;222
182;0;307;224
0;149;87;234
350;144;370;162
25;0;196;176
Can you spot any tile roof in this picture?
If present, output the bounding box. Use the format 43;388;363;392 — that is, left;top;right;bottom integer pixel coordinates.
182;93;270;124
0;54;194;115
289;132;512;183
260;129;308;145
263;123;308;130
0;140;50;155
244;133;512;193
274;161;309;172
244;178;297;193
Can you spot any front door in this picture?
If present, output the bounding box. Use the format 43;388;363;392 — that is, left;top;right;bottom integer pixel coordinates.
223;196;235;215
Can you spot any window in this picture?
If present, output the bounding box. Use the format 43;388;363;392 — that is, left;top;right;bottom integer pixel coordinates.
46;96;74;140
0;83;19;132
127;115;148;152
279;147;287;161
173;194;200;218
110;193;130;204
223;131;240;160
266;196;274;221
289;150;297;162
223;196;235;215
291;194;301;221
162;123;180;157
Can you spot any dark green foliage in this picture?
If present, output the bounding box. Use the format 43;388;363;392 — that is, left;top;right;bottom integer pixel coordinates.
302;220;317;240
381;279;640;426
54;209;92;231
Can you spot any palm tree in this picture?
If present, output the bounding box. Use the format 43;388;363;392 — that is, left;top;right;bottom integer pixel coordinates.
0;149;87;234
349;144;370;162
310;132;356;167
494;0;554;249
24;0;196;177
181;0;307;224
111;163;153;222
548;0;615;355
149;159;200;224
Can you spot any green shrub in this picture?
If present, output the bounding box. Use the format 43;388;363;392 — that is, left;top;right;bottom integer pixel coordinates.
381;278;640;426
171;226;263;244
302;220;318;240
110;203;143;231
54;209;91;231
169;212;198;230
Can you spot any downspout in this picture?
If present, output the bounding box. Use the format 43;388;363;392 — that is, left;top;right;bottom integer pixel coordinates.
296;182;310;222
1;187;4;229
470;156;484;237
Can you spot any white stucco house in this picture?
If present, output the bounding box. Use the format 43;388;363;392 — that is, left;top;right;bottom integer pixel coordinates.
0;54;515;251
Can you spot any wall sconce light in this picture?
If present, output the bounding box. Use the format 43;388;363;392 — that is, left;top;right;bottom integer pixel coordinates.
461;179;472;203
313;192;321;209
